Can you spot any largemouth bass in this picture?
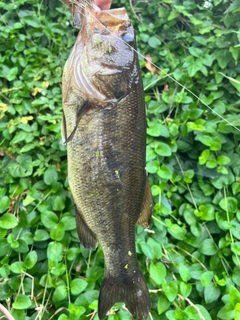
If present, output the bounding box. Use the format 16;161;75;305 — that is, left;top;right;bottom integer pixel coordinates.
62;1;152;319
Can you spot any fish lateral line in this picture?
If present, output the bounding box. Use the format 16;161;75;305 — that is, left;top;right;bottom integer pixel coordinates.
66;0;240;133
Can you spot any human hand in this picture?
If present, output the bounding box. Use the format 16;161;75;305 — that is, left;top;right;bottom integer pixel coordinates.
94;0;112;10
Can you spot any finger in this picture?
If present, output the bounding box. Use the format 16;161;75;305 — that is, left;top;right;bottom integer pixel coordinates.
94;0;112;10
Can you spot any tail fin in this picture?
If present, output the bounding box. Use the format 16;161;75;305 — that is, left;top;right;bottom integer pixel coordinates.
98;270;151;320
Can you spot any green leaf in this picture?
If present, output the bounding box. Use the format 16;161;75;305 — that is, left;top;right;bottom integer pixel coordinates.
22;195;35;206
219;197;238;213
148;36;161;48
185;56;203;76
155;142;172;157
231;242;240;255
50;222;65;241
230;286;240;306
12;294;32;309
21;15;41;28
23;251;38;269
186;305;212;320
66;248;81;261
34;229;50;241
187;121;205;132
43;168;58;185
210;140;222;151
0;213;18;229
7;234;19;248
0;196;11;213
0;240;10;257
139;241;153;259
146;146;156;161
219;73;240;93
225;0;240;13
157;294;170;315
147;124;169;138
169;123;178;136
233;268;240;286
11;131;28;145
147;123;162;137
198;204;215;221
58;315;68;320
189;46;203;57
150;262;166;285
13;239;28;253
162;281;178;302
0;283;13;300
217;303;234;320
180;282;192;298
193;36;207;46
146;160;159;174
157;165;173;179
197;134;212;146
53;196;65;211
202;54;213;67
199;239;218;255
41;211;58;229
206;159;217;169
201;271;213;287
151;185;160;196
47;242;63;262
168;223;187;240
234;303;240;320
69;303;86;318
53;285;67;304
199;149;210;165
204;283;221;304
1;65;18;81
147;237;162;260
10;310;26;320
70;279;88;295
9;262;24;274
179;264;191;282
61;214;76;231
8;155;33;178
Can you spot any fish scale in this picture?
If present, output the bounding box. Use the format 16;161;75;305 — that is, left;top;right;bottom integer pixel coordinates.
62;2;152;319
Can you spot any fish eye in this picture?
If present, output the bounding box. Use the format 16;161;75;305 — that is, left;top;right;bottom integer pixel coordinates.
122;33;134;45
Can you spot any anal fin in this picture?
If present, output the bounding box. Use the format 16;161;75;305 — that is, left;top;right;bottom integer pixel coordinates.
75;204;98;250
137;178;152;228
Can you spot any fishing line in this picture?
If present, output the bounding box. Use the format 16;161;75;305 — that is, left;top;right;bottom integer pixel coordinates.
65;0;240;133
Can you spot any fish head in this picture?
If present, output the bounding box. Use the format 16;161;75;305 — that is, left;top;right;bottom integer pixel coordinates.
78;7;139;103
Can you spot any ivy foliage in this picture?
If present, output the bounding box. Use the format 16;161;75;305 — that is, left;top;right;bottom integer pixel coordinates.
0;0;240;319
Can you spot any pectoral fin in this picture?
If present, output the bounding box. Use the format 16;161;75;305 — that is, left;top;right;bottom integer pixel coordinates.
75;204;98;250
61;113;68;144
137;179;152;228
62;100;90;144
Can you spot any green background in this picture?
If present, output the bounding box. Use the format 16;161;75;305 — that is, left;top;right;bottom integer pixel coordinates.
0;0;240;319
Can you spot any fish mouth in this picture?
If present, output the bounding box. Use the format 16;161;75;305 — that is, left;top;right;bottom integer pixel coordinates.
68;4;133;104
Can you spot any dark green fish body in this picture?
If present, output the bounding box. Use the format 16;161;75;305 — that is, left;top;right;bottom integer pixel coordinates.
62;3;152;319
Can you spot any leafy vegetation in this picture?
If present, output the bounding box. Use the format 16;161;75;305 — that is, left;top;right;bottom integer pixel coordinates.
0;0;240;319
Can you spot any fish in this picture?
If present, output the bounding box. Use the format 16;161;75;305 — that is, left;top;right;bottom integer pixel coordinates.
61;1;152;319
